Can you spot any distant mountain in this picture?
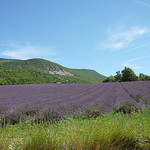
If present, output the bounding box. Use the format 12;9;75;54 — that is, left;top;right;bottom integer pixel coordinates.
0;58;106;85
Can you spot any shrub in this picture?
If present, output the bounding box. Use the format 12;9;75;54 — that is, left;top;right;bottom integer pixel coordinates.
113;103;140;115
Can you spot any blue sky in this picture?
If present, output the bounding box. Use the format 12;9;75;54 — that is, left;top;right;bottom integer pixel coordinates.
0;0;150;76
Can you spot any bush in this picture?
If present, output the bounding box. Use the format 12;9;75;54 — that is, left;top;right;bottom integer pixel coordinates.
113;104;140;114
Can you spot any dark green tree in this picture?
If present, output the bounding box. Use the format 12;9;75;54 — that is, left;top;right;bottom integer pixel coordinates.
115;71;122;82
121;67;138;81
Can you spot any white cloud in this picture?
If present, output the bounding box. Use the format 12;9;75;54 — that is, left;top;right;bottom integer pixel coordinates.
99;26;150;50
0;42;57;60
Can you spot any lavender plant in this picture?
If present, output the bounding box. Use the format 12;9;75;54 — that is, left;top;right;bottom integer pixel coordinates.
0;81;149;125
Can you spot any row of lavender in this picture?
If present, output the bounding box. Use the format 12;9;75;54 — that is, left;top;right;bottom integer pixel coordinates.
0;81;149;124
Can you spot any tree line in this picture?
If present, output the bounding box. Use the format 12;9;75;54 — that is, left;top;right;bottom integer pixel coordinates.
103;67;150;83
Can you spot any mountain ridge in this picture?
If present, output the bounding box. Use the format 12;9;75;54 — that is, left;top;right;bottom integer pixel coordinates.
0;58;106;85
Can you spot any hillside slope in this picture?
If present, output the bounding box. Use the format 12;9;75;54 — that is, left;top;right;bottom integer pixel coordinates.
69;69;106;83
0;58;106;85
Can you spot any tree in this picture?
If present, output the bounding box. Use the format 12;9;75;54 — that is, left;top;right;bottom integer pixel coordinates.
139;73;150;81
139;73;146;81
103;76;116;83
121;67;138;82
115;71;122;82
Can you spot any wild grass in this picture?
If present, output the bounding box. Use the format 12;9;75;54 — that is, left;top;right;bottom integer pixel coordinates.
0;110;150;150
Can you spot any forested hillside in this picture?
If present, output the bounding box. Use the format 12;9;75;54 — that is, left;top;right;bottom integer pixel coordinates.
0;58;106;85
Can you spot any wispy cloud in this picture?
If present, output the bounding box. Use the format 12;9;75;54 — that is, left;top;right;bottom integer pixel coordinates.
122;63;140;70
125;42;150;53
124;56;149;63
0;42;57;60
134;0;150;8
98;26;150;50
121;55;150;70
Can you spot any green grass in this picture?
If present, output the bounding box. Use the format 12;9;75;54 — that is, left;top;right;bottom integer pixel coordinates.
1;110;150;150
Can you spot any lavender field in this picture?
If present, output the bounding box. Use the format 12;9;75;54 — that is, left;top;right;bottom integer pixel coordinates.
0;81;150;124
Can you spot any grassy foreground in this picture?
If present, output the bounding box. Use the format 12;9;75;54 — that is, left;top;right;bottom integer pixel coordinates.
0;110;150;150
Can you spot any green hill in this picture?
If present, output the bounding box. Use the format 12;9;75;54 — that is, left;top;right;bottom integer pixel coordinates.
0;58;106;85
